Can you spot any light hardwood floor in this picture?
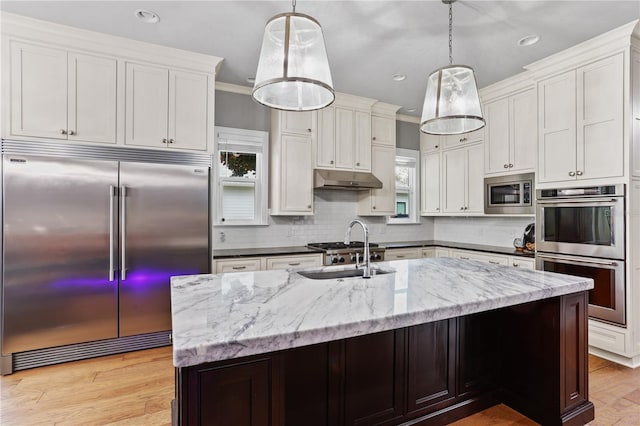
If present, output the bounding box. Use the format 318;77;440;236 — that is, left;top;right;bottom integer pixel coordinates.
1;347;638;425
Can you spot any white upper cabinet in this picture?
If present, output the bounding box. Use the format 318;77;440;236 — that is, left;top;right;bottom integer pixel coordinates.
442;128;483;149
421;151;441;214
420;133;441;152
538;53;623;184
358;144;395;215
484;88;536;175
9;41;117;143
125;63;209;151
316;107;336;168
372;115;395;147
270;110;315;215
442;142;483;214
355;111;372;170
335;107;356;169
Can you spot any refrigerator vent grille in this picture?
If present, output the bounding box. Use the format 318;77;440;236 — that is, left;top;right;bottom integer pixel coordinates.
1;139;212;167
10;331;171;373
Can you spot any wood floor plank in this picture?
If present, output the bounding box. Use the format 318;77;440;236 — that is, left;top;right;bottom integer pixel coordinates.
1;349;638;425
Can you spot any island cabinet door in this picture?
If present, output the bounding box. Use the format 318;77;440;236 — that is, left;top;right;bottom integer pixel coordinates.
406;320;457;417
343;330;406;425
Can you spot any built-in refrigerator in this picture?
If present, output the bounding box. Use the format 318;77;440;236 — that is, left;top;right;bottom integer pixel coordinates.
1;140;211;374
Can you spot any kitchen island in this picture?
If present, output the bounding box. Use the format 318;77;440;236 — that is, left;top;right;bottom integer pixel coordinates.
171;257;595;426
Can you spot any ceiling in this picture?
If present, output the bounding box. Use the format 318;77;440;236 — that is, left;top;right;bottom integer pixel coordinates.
2;1;639;115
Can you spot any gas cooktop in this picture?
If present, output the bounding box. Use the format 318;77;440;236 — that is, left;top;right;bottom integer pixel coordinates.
307;241;380;250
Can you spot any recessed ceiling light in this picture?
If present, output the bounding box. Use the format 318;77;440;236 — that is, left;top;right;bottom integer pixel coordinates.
392;73;406;82
246;77;256;84
406;107;417;113
135;9;160;24
518;35;540;47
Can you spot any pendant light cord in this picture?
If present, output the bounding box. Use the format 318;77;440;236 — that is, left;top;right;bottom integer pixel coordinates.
292;0;296;13
448;2;453;65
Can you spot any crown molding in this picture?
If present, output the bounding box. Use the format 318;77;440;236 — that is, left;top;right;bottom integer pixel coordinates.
524;19;638;79
479;71;535;103
396;114;420;124
216;82;253;95
372;102;401;117
0;11;224;75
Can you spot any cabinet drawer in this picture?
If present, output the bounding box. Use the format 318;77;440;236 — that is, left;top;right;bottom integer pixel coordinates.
214;257;263;273
265;254;322;270
422;248;436;258
450;250;508;266
385;248;421;260
509;257;535;270
435;248;451;258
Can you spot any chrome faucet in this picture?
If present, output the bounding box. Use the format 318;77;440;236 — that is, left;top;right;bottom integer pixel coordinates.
344;219;371;278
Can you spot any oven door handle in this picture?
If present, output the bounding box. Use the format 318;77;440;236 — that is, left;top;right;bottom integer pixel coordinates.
536;253;618;267
537;198;619;204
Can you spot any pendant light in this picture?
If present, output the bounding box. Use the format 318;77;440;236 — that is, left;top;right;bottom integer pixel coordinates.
420;0;485;135
252;0;335;111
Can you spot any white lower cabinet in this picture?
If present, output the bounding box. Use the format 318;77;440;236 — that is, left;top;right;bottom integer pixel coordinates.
214;257;264;274
449;249;509;266
509;257;535;269
265;254;322;270
420;152;441;214
421;248;436;258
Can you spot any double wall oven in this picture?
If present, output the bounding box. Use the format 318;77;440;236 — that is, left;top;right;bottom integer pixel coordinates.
536;185;626;325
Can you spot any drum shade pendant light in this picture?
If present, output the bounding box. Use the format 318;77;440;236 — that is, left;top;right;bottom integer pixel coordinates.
252;0;335;111
420;0;485;135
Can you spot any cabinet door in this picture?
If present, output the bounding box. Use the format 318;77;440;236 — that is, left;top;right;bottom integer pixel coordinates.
442;147;466;213
265;254;322;270
465;144;484;213
484;98;510;174
407;320;456;416
538;70;577;183
316;106;336;168
344;330;405;425
510;89;537;172
510;257;535;270
335;107;355;169
280;134;314;213
422;248;436;258
168;70;208;151
420;133;441;152
10;41;67;139
214;258;263;273
577;53;624;180
372;115;395;147
385;248;421;260
125;62;169;148
421;152;441;214
355;111;372;171
281;110;315;135
365;144;395;215
68;53;117;144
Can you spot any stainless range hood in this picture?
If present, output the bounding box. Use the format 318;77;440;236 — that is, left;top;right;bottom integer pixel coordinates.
314;169;382;190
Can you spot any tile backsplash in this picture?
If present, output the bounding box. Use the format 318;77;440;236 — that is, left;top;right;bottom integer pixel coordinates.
213;190;534;250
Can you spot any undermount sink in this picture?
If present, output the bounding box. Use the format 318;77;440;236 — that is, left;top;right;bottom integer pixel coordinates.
297;267;394;280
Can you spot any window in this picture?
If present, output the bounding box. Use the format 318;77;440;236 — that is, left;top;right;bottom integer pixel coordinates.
214;127;268;225
388;148;420;224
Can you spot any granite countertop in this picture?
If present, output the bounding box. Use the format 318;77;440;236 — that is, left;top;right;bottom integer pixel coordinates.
212;241;534;259
171;257;592;368
380;240;536;258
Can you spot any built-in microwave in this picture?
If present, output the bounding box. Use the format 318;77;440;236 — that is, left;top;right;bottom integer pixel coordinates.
484;173;534;215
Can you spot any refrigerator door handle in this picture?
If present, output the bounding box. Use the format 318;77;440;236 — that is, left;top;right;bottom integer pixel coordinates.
121;185;127;281
109;185;116;281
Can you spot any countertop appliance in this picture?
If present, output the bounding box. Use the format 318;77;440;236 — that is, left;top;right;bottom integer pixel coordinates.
1;140;211;374
484;173;534;215
307;242;385;266
535;184;626;325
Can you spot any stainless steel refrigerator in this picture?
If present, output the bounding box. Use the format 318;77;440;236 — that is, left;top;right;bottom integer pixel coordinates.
1;140;210;373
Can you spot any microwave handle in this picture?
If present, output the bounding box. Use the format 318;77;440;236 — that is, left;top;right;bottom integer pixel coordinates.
536;253;618;267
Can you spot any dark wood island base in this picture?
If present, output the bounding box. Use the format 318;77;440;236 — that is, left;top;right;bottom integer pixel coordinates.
174;291;594;426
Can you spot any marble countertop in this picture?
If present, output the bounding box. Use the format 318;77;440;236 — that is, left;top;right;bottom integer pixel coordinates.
212;241;534;259
171;257;592;368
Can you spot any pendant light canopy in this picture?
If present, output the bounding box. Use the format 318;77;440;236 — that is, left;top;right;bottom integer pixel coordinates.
420;0;485;135
252;0;335;111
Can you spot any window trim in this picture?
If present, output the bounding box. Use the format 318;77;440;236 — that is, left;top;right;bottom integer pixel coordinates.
214;126;269;226
388;148;421;225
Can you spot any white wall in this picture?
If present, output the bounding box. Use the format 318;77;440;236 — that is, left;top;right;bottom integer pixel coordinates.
433;216;535;247
213;189;435;249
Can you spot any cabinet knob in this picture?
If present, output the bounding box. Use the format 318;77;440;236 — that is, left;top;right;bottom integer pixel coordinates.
568;171;576;177
460;137;467;143
330;160;334;164
356;162;360;166
307;205;311;209
513;262;518;267
436;207;440;211
372;137;377;141
435;145;439;148
508;163;513;168
307;128;312;133
460;207;464;210
162;138;168;144
168;139;175;144
464;206;468;210
576;170;583;176
59;129;67;135
68;130;75;136
503;164;509;169
373;206;376;210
